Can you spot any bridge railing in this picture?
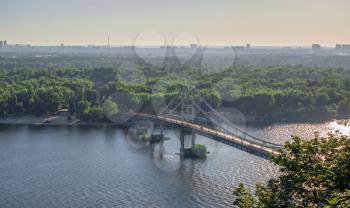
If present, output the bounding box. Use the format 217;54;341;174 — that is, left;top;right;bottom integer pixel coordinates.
164;113;282;151
157;114;279;155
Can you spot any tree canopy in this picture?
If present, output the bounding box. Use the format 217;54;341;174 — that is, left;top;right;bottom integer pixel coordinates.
1;56;350;122
233;133;350;208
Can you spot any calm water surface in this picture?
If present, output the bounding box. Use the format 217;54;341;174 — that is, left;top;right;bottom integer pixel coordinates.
0;121;348;208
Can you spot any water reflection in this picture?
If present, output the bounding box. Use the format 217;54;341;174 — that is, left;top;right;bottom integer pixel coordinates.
0;120;347;208
244;119;350;145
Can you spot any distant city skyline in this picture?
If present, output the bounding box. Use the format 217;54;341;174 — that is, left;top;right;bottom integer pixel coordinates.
1;0;350;47
3;41;349;48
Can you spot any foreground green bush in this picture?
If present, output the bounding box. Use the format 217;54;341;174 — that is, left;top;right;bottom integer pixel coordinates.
233;133;350;208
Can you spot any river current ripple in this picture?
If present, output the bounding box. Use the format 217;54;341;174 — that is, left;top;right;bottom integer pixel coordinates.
0;121;348;208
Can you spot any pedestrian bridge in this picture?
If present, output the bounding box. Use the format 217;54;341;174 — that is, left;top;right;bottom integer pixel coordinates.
137;111;281;159
126;92;283;159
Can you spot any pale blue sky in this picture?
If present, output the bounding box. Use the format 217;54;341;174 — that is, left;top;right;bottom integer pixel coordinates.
1;0;349;46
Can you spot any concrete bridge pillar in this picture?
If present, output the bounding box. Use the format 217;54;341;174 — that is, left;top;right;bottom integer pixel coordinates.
180;129;196;158
191;132;196;149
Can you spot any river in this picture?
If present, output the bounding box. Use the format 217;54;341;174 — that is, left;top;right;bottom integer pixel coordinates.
0;120;349;208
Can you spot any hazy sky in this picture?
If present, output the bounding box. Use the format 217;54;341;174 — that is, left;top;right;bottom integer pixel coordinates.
1;0;350;46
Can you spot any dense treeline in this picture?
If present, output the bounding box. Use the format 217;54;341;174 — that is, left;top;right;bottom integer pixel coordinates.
1;56;350;122
218;66;350;121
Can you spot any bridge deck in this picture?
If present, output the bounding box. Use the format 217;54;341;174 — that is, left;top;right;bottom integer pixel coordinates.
138;113;280;157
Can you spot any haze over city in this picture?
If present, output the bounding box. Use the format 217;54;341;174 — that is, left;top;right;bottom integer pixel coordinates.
1;0;350;46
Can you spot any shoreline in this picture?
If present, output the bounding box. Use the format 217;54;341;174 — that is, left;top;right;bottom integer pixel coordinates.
0;114;79;126
0;114;133;128
0;114;345;127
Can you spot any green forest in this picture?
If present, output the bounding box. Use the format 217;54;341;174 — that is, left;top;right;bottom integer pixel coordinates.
1;56;350;122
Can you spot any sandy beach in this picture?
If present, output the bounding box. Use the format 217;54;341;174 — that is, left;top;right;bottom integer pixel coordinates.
0;114;79;126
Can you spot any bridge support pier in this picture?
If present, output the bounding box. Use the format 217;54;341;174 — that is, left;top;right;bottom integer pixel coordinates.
180;129;196;158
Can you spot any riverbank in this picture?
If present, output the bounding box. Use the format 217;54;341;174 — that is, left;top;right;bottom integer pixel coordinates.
0;112;350;142
0;114;79;126
0;114;135;127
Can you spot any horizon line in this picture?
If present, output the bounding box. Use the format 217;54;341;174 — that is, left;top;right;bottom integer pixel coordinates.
2;42;347;48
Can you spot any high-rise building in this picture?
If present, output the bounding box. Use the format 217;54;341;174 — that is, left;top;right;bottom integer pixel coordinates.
312;44;321;51
246;43;250;49
0;41;3;48
343;44;350;50
336;44;342;50
190;44;198;49
3;41;7;47
232;46;245;51
335;44;350;51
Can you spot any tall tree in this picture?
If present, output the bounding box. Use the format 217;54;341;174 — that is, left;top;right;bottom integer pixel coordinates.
233;133;350;208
